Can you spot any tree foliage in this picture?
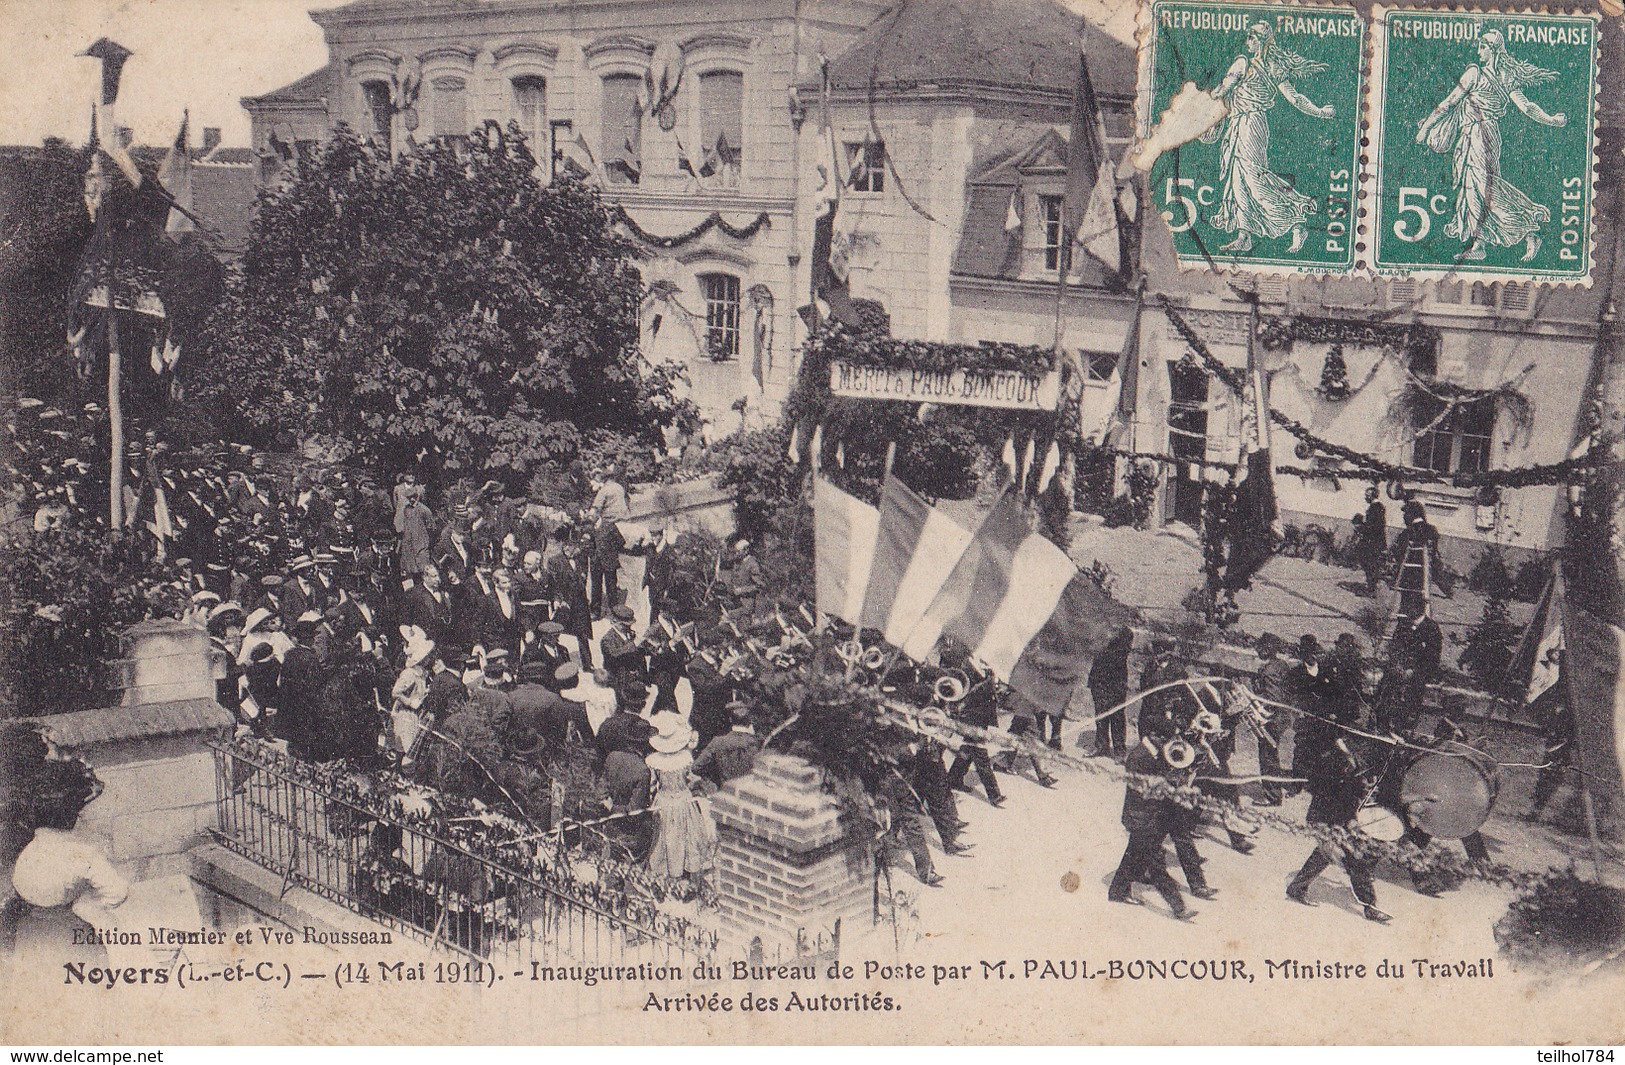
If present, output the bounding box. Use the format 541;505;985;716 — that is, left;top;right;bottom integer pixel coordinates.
0;139;93;400
185;125;678;486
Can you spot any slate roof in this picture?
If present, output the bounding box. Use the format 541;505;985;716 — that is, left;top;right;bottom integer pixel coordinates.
242;63;340;109
821;0;1136;100
951;127;1114;285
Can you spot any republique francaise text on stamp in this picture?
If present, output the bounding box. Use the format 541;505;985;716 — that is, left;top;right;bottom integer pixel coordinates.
1142;1;1366;276
1368;6;1599;284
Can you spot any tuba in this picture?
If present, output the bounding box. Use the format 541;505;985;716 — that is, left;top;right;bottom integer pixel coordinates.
861;645;887;671
933;670;968;705
1162;738;1197;769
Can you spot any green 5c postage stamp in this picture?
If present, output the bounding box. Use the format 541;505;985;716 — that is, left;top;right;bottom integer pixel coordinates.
1369;7;1599;283
1141;1;1365;275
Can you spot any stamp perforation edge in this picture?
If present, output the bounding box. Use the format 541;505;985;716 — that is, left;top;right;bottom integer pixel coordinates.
1363;3;1601;288
1133;0;1370;278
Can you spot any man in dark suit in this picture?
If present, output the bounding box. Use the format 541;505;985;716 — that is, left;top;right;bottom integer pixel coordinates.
473;568;523;658
1107;715;1196;920
276;615;328;762
279;556;324;629
1088;625;1135;758
1376;608;1442;735
693;702;761;789
1287;737;1390;923
401;564;455;648
595;688;654;766
546;530;595;667
1352;486;1389;595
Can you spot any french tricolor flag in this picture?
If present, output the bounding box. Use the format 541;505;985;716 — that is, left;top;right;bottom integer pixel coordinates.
902;485;1136;710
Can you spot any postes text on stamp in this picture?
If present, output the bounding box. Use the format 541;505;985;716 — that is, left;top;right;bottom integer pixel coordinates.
1141;1;1365;275
1369;7;1598;284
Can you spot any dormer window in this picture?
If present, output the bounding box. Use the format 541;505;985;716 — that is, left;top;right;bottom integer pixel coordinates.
1040;194;1064;271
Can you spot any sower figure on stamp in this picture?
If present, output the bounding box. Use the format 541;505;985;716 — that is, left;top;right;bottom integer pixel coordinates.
1416;29;1566;263
1205;21;1334;254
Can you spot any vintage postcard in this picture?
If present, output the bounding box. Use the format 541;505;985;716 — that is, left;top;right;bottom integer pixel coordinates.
1;0;1623;1050
1368;6;1600;284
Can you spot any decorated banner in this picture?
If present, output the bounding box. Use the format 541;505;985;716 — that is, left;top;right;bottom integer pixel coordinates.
829;360;1060;411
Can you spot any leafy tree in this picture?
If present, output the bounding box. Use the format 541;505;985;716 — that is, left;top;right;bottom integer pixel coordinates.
0;139;92;400
186;125;677;486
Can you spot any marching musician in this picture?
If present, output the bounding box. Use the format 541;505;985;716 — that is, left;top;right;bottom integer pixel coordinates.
1286;736;1391;923
1250;633;1294;805
943;646;1007;808
1107;714;1199;921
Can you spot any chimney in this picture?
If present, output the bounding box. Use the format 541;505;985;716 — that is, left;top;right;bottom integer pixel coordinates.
202;127;221;154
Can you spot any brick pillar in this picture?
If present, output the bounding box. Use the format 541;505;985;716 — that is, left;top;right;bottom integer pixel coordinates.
709;753;872;950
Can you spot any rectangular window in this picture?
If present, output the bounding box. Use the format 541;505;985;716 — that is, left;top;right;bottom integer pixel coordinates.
1412;396;1495;474
512;76;546;151
700;273;741;361
362;81;392;156
844;141;885;193
698;70;744;178
602;73;642;183
1040;194;1064;271
433;77;467;145
1081;350;1119;385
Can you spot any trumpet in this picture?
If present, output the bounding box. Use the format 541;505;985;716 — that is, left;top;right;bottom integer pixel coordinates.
1163;738;1197;769
1190;709;1224;736
933;670;968;704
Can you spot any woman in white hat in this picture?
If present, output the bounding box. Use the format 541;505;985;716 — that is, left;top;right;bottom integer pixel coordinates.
643;711;717;888
388;626;436;763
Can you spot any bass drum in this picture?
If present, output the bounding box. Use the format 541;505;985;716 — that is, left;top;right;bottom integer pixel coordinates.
1400;741;1501;839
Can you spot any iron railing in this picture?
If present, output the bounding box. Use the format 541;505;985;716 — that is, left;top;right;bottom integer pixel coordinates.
208;740;717;969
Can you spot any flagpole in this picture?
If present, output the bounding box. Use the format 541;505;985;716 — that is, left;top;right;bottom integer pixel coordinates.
108;305;124;530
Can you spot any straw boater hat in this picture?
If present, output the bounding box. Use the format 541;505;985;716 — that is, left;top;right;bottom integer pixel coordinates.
647;711;694;755
400;625;435;668
242;607;275;634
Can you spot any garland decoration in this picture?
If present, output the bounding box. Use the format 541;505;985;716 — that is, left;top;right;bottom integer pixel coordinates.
1159;298;1619;490
611;206;771;248
1317;344;1352;401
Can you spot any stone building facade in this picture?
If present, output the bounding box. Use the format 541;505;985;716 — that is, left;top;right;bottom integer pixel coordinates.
244;0;1618;561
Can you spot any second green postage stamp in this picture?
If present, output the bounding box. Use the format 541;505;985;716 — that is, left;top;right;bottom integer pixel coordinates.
1370;7;1599;283
1142;1;1365;275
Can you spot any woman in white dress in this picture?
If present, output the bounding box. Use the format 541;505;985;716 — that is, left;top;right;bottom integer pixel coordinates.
1207;22;1335;254
643;712;717;888
1415;29;1566;262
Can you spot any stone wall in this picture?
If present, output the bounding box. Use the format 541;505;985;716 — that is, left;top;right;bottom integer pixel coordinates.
25;619;233;882
709;753;871;950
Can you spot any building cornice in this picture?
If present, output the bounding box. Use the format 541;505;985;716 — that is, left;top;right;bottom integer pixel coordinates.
607;190;793;214
948;273;1137;308
492;41;560;66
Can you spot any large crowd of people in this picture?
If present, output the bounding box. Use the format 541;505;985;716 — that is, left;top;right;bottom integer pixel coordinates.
4;401;1582;938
